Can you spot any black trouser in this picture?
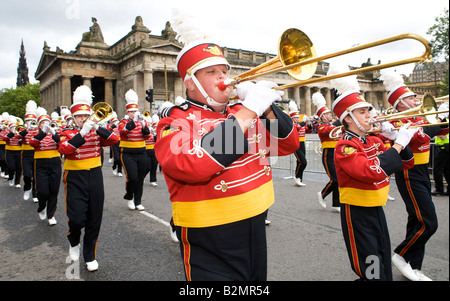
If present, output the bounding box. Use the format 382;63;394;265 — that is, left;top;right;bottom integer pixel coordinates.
21;150;36;197
34;157;61;218
433;144;449;192
0;144;7;174
121;148;146;205
111;143;122;173
145;148;158;182
6;149;21;185
321;148;339;207
176;211;268;281
341;204;392;281
64;167;104;262
294;141;307;180
394;164;438;270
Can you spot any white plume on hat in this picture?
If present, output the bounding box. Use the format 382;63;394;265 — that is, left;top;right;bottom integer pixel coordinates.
8;115;17;125
171;8;211;44
125;89;138;105
312;92;326;109
379;69;404;92
73;85;93;105
328;62;360;95
1;112;9;120
36;107;48;118
175;96;185;106
51;112;59;120
61;108;71;118
289;100;299;113
25;100;37;114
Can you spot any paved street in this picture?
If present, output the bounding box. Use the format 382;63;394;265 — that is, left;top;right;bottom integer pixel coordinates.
0;148;448;283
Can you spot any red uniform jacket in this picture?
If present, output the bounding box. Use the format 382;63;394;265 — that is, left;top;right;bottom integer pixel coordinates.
29;130;61;159
335;131;414;207
155;100;299;228
58;127;119;170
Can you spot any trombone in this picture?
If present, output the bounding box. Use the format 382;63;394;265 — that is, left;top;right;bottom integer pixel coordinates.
89;102;114;124
218;29;432;91
328;93;449;139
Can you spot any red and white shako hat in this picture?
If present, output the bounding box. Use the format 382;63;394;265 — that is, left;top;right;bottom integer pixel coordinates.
312;92;331;118
125;89;139;112
71;85;93;116
379;69;416;108
36;107;51;124
328;62;372;122
24;100;37;121
176;40;230;81
288;100;300;118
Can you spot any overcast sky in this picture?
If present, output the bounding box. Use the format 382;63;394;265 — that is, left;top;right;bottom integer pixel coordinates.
0;0;448;89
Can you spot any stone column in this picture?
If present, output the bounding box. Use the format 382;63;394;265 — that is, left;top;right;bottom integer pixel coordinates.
82;76;93;88
143;70;153;112
104;78;114;106
304;87;311;116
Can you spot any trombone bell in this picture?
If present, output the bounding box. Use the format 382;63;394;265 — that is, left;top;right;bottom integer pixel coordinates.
90;102;113;124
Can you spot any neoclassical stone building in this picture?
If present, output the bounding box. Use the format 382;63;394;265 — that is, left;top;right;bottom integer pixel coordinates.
35;16;390;118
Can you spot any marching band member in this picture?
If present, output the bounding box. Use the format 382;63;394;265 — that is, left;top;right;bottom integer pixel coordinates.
60;108;73;130
107;114;123;177
154;38;299;281
118;89;151;211
380;70;449;281
4;116;23;188
331;66;417;280
19;100;39;202
29;107;61;225
289;100;310;187
58;85;119;272
144;113;158;186
313;91;340;212
0;113;10;179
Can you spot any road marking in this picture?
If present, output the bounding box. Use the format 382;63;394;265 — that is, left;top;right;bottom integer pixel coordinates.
140;211;170;227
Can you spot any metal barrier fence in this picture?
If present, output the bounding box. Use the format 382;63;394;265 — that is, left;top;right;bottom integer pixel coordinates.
269;134;443;181
269;134;325;177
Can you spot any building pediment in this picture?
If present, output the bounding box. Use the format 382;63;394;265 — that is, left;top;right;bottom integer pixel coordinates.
35;51;57;80
145;42;183;53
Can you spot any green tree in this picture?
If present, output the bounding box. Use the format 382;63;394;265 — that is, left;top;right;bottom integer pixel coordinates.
427;8;449;62
427;8;449;96
0;83;41;119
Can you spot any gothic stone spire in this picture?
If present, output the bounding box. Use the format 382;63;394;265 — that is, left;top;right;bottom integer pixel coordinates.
17;39;29;87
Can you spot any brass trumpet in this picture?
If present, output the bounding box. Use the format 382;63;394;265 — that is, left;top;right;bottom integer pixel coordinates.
219;29;432;91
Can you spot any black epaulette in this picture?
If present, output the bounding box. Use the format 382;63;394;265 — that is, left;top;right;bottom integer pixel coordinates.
161;102;191;118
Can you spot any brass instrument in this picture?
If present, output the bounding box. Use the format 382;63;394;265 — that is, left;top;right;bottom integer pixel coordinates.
143;111;151;118
15;125;25;135
328;93;449;139
28;120;37;129
219;29;432;91
89;102;114;124
49;121;60;131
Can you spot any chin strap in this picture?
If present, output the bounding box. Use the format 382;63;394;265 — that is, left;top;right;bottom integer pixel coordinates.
348;111;368;133
191;74;224;107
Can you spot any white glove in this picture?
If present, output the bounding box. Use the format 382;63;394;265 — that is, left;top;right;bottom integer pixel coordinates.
235;81;255;100
240;80;284;116
80;119;95;136
380;122;398;140
394;123;420;149
41;122;49;134
134;112;140;122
